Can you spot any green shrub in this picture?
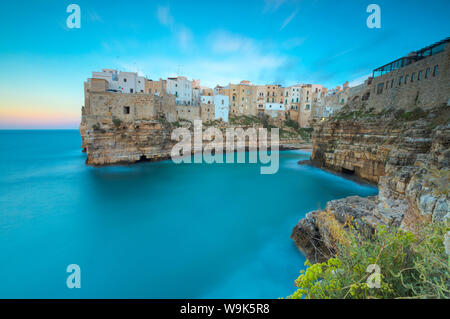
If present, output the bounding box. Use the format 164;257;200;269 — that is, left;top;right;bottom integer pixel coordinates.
289;220;449;299
112;117;122;127
395;107;427;122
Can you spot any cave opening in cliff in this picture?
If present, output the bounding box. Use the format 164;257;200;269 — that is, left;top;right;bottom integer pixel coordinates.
341;167;355;175
137;155;149;163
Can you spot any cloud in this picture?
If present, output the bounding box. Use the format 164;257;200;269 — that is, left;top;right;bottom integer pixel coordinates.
281;37;306;49
87;10;103;23
117;29;292;87
156;5;194;52
280;8;299;30
210;31;256;54
156;6;173;27
177;27;193;51
263;0;287;13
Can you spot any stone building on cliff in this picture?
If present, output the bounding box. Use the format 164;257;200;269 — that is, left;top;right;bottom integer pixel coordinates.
367;37;450;110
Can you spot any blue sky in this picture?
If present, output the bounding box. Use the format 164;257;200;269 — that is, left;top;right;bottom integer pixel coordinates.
0;0;449;128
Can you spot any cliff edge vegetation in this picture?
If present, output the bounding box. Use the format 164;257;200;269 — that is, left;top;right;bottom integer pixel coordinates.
290;104;449;298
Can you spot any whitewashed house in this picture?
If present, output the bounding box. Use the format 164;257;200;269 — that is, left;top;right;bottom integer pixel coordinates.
91;69;145;94
265;103;285;118
166;76;193;105
214;95;230;122
201;95;214;105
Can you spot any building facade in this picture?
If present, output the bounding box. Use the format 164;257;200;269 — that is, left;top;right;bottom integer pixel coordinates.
368;38;450;110
214;94;230;122
166;76;193;105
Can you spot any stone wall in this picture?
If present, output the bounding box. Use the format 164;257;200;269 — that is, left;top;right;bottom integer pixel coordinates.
368;45;450;111
87;91;158;122
201;103;215;122
175;105;201;122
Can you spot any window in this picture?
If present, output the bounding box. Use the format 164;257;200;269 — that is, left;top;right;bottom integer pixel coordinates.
130;88;134;93
306;104;310;110
272;98;274;102
123;106;130;114
411;73;415;83
418;71;422;81
433;65;439;77
399;76;403;86
405;75;409;84
124;78;127;82
425;68;430;79
140;90;143;93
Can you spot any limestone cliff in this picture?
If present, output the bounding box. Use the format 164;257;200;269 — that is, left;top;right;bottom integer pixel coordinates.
80;117;176;165
80;116;310;166
292;106;449;263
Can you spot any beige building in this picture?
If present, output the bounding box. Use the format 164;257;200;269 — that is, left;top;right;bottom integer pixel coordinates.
229;81;256;116
82;77;177;126
145;79;166;96
201;103;215;122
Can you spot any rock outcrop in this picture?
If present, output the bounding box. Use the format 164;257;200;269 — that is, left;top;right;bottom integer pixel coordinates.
80;117;176;165
292;106;450;263
80;116;310;166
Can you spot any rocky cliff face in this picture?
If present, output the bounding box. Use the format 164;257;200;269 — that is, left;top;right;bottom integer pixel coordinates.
80;118;175;165
292;106;449;263
80;116;310;166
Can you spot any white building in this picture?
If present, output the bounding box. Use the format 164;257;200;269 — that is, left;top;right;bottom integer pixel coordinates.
286;85;302;110
192;88;201;106
265;103;285;118
214;95;230;122
118;72;145;94
201;95;214;105
91;69;145;94
265;103;285;111
166;76;193;105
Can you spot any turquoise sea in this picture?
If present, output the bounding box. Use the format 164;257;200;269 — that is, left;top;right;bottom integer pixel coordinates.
0;130;378;298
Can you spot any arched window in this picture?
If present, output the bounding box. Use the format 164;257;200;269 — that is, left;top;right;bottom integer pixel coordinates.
433;65;439;77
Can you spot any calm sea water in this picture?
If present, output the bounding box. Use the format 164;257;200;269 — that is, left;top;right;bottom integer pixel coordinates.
0;130;377;298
